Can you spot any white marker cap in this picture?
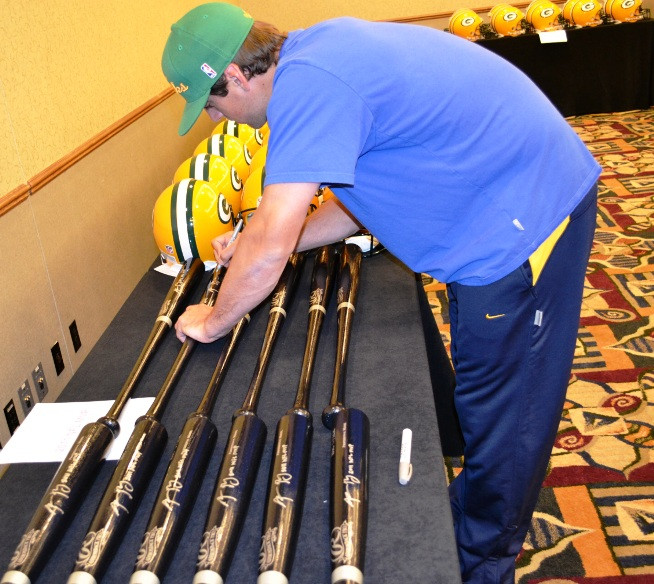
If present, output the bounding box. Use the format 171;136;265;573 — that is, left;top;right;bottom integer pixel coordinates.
399;428;413;485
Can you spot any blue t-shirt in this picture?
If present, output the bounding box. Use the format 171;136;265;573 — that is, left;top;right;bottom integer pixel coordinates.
264;18;601;285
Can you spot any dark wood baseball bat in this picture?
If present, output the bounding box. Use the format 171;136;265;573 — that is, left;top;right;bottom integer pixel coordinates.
1;258;204;584
193;253;304;584
128;312;250;584
324;244;369;584
67;259;230;584
258;246;337;583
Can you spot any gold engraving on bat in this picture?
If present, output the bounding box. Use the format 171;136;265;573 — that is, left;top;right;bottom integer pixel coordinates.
135;526;165;569
75;529;110;570
259;526;278;571
9;529;41;569
331;521;355;564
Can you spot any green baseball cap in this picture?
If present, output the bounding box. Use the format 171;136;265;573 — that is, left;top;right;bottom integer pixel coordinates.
162;3;254;135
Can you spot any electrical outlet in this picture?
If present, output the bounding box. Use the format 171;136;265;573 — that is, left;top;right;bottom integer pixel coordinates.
69;320;82;352
17;380;35;417
32;363;49;401
4;400;19;435
51;342;65;375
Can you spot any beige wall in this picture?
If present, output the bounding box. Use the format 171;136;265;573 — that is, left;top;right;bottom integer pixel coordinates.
0;97;214;446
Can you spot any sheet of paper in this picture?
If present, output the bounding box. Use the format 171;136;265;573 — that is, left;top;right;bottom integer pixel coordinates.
153;260;215;277
0;397;154;464
539;30;568;44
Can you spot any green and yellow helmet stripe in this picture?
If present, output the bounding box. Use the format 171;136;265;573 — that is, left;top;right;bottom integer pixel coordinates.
171;179;200;261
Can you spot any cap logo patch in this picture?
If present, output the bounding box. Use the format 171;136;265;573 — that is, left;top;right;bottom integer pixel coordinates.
201;63;218;79
171;82;189;94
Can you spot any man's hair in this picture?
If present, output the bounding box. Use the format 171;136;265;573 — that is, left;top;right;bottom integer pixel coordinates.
210;21;287;97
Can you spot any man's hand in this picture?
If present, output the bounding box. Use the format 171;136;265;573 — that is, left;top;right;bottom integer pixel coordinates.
212;229;240;266
175;303;225;343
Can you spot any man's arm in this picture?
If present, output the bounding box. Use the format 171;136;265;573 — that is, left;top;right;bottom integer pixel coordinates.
175;182;355;343
295;196;361;252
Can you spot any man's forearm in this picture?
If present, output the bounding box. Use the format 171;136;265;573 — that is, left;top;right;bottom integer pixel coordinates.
296;198;361;252
204;237;290;339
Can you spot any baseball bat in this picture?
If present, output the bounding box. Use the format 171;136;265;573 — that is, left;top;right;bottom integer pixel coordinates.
193;253;304;584
128;312;250;584
67;258;230;584
323;244;369;584
258;245;336;584
1;258;204;584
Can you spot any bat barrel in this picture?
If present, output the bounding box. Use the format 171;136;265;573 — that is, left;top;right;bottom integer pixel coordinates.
129;413;217;584
192;412;267;583
258;410;313;583
1;420;115;584
330;408;369;584
67;416;168;584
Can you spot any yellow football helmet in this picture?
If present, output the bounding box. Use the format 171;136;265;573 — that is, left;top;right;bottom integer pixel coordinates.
194;134;251;182
604;0;642;21
490;3;526;36
153;179;233;264
449;9;484;40
212;118;265;155
307;186;336;215
562;0;602;26
249;143;268;174
320;187;335;204
241;166;265;225
526;0;562;30
173;153;242;222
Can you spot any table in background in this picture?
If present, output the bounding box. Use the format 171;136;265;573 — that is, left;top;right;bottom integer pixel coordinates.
478;19;654;117
0;249;461;583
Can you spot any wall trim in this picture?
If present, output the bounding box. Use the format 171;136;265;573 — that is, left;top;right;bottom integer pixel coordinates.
0;87;174;218
29;88;175;194
0;184;30;217
388;2;531;22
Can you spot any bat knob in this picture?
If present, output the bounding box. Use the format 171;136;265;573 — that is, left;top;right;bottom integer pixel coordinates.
321;404;345;430
97;416;120;438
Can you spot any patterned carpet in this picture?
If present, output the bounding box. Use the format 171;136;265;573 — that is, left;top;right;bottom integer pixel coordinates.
422;107;654;583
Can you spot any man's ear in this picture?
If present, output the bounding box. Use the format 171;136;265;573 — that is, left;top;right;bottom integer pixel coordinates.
224;63;249;90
